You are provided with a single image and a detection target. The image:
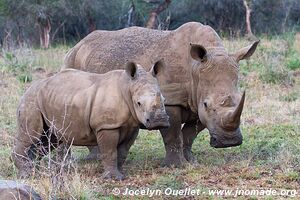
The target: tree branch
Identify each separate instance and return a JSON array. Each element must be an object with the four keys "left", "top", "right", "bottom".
[{"left": 146, "top": 0, "right": 172, "bottom": 29}]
